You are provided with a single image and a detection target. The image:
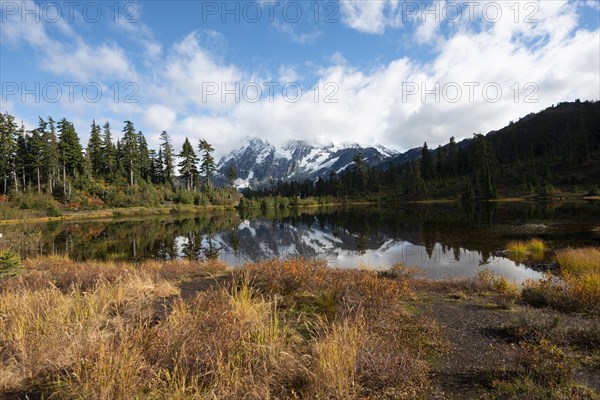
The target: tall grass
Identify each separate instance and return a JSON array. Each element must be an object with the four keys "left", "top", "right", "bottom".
[
  {"left": 507, "top": 241, "right": 528, "bottom": 258},
  {"left": 0, "top": 257, "right": 439, "bottom": 399},
  {"left": 556, "top": 247, "right": 600, "bottom": 275},
  {"left": 506, "top": 239, "right": 545, "bottom": 260},
  {"left": 527, "top": 238, "right": 545, "bottom": 253}
]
